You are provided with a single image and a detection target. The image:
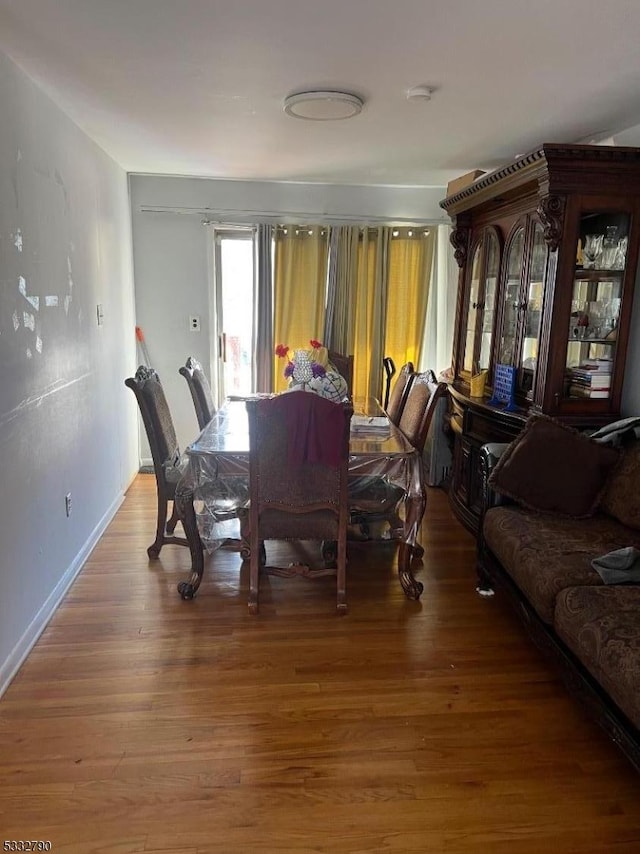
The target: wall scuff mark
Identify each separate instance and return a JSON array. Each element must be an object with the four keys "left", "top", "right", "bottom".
[{"left": 0, "top": 372, "right": 93, "bottom": 431}]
